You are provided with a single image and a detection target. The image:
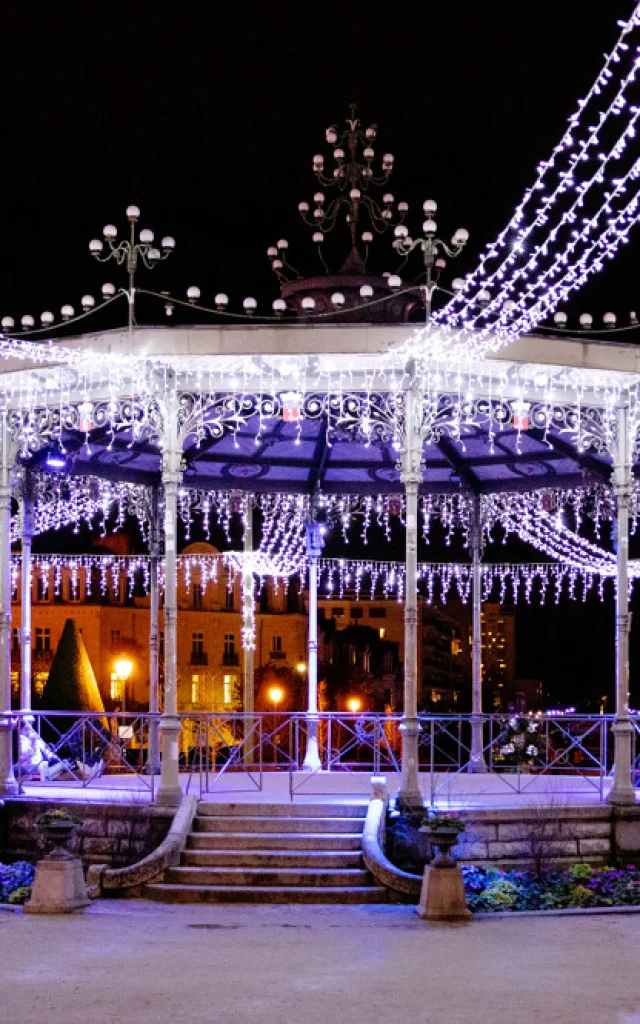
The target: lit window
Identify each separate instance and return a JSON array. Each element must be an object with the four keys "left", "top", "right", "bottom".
[
  {"left": 379, "top": 628, "right": 386, "bottom": 639},
  {"left": 110, "top": 673, "right": 119, "bottom": 700},
  {"left": 191, "top": 674, "right": 201, "bottom": 705},
  {"left": 34, "top": 671, "right": 47, "bottom": 697},
  {"left": 223, "top": 674, "right": 236, "bottom": 705}
]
